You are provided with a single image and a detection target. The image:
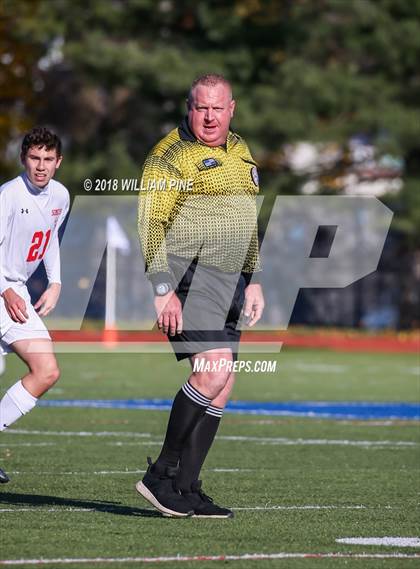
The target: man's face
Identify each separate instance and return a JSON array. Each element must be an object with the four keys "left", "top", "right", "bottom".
[
  {"left": 22, "top": 145, "right": 62, "bottom": 188},
  {"left": 188, "top": 83, "right": 235, "bottom": 147}
]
